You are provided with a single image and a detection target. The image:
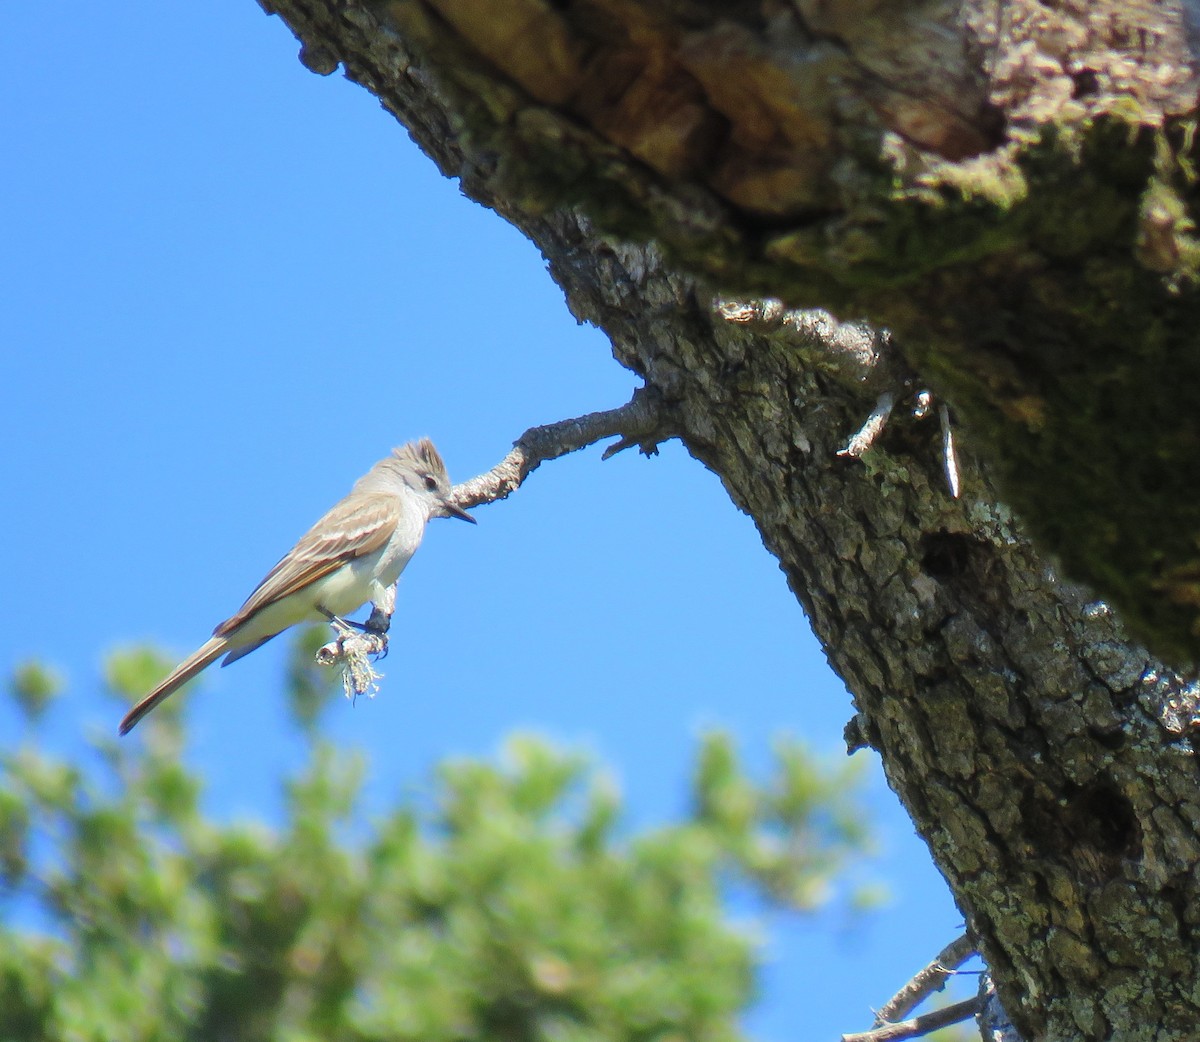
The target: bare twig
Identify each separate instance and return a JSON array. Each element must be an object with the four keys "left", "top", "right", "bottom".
[
  {"left": 842, "top": 998, "right": 981, "bottom": 1042},
  {"left": 874, "top": 933, "right": 977, "bottom": 1025},
  {"left": 449, "top": 385, "right": 671, "bottom": 512},
  {"left": 838, "top": 391, "right": 897, "bottom": 458}
]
